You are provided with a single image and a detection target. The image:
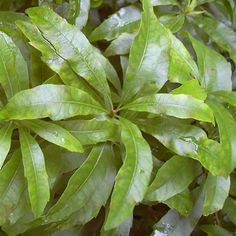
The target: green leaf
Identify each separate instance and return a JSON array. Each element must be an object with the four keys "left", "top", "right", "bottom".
[
  {"left": 122, "top": 94, "right": 214, "bottom": 123},
  {"left": 0, "top": 31, "right": 28, "bottom": 99},
  {"left": 164, "top": 189, "right": 193, "bottom": 216},
  {"left": 68, "top": 0, "right": 90, "bottom": 29},
  {"left": 137, "top": 117, "right": 207, "bottom": 157},
  {"left": 202, "top": 174, "right": 230, "bottom": 215},
  {"left": 105, "top": 33, "right": 136, "bottom": 57},
  {"left": 0, "top": 150, "right": 25, "bottom": 225},
  {"left": 171, "top": 80, "right": 207, "bottom": 100},
  {"left": 151, "top": 0, "right": 178, "bottom": 5},
  {"left": 201, "top": 225, "right": 233, "bottom": 236},
  {"left": 19, "top": 128, "right": 50, "bottom": 217},
  {"left": 0, "top": 122, "right": 14, "bottom": 169},
  {"left": 222, "top": 197, "right": 236, "bottom": 225},
  {"left": 89, "top": 6, "right": 141, "bottom": 42},
  {"left": 146, "top": 155, "right": 199, "bottom": 202},
  {"left": 169, "top": 35, "right": 200, "bottom": 83},
  {"left": 105, "top": 118, "right": 153, "bottom": 230},
  {"left": 194, "top": 16, "right": 236, "bottom": 64},
  {"left": 159, "top": 14, "right": 185, "bottom": 33},
  {"left": 58, "top": 119, "right": 120, "bottom": 145},
  {"left": 26, "top": 7, "right": 112, "bottom": 109},
  {"left": 207, "top": 101, "right": 236, "bottom": 172},
  {"left": 194, "top": 138, "right": 229, "bottom": 176},
  {"left": 212, "top": 91, "right": 236, "bottom": 107},
  {"left": 22, "top": 120, "right": 83, "bottom": 152},
  {"left": 121, "top": 0, "right": 171, "bottom": 104},
  {"left": 189, "top": 35, "right": 232, "bottom": 92},
  {"left": 16, "top": 20, "right": 103, "bottom": 103},
  {"left": 45, "top": 143, "right": 116, "bottom": 223},
  {"left": 1, "top": 85, "right": 105, "bottom": 121},
  {"left": 153, "top": 188, "right": 204, "bottom": 236}
]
